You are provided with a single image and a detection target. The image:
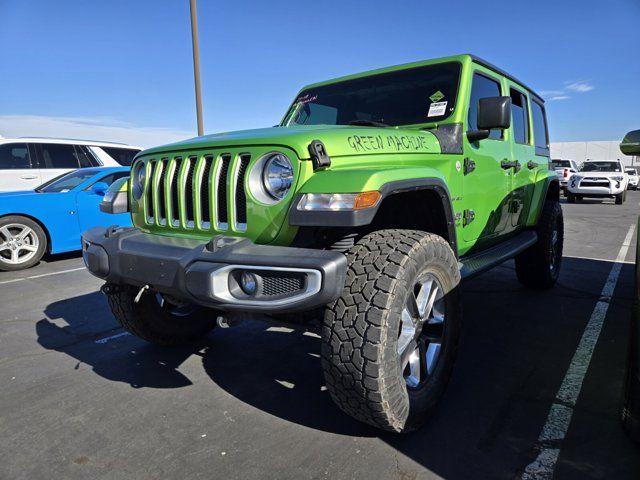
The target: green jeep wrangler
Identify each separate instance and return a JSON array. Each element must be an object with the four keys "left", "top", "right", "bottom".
[{"left": 84, "top": 54, "right": 562, "bottom": 433}]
